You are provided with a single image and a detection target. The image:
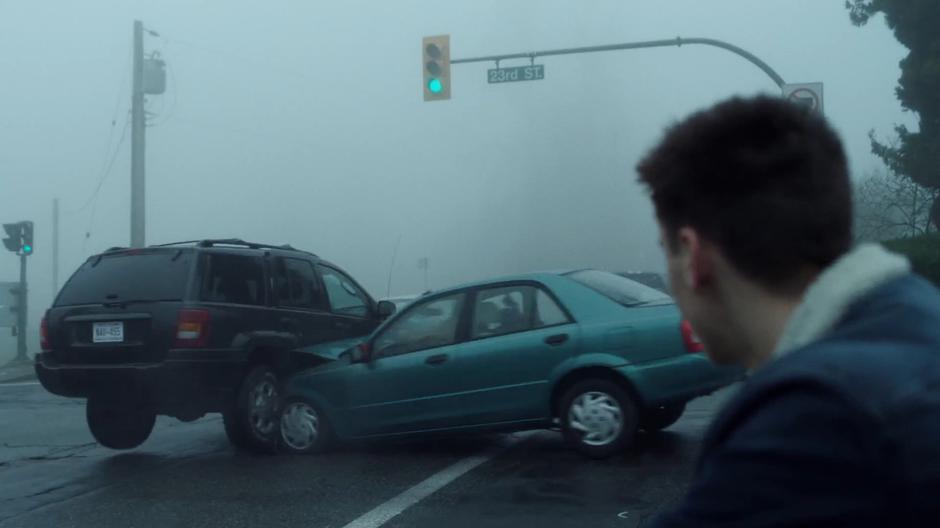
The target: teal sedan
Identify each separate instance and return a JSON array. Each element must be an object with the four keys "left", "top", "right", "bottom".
[{"left": 279, "top": 270, "right": 742, "bottom": 458}]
